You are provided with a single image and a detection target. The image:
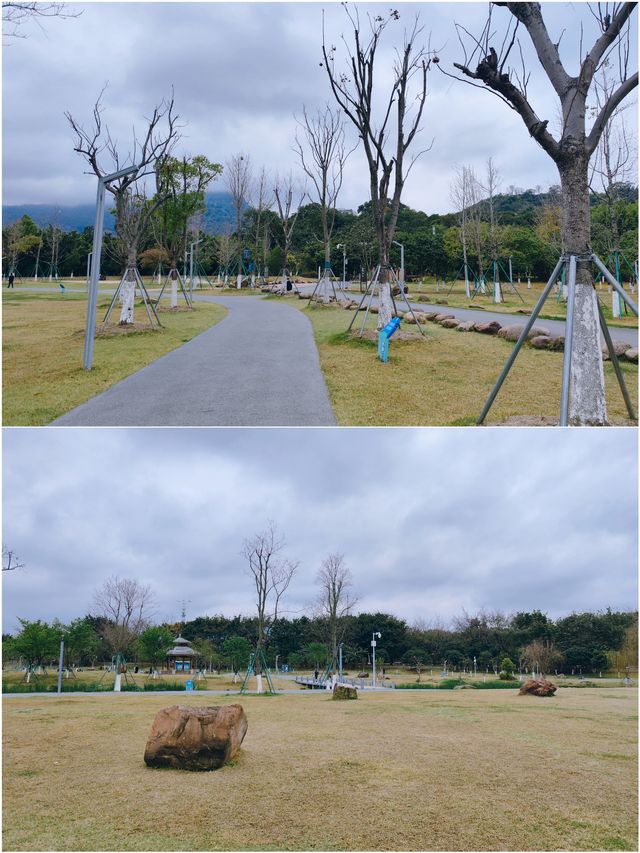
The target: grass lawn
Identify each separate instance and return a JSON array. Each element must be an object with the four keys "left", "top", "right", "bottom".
[
  {"left": 3, "top": 687, "right": 637, "bottom": 851},
  {"left": 2, "top": 292, "right": 227, "bottom": 425},
  {"left": 295, "top": 302, "right": 638, "bottom": 426}
]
